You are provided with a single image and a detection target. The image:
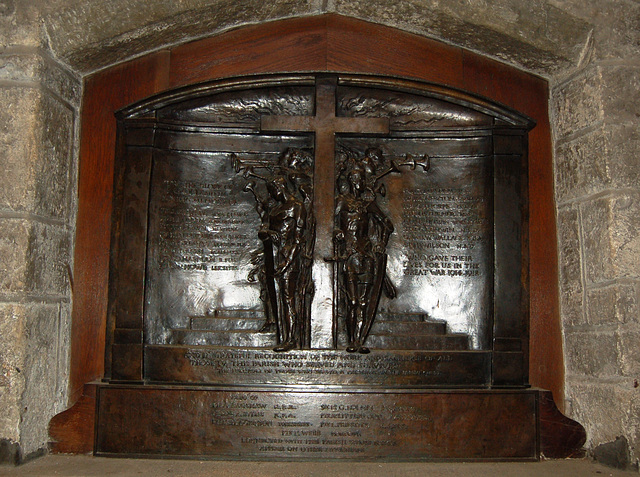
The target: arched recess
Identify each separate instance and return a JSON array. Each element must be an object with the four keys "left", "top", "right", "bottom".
[{"left": 53, "top": 13, "right": 561, "bottom": 452}]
